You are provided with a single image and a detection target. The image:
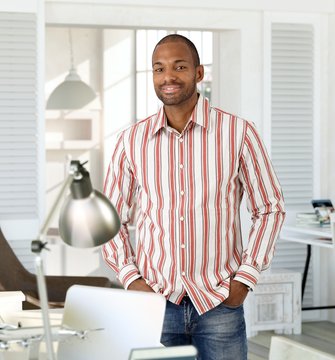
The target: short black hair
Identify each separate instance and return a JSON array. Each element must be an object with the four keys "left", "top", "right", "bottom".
[{"left": 153, "top": 34, "right": 201, "bottom": 67}]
